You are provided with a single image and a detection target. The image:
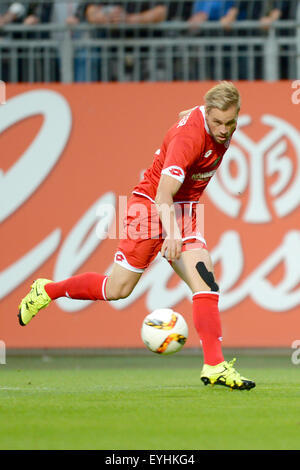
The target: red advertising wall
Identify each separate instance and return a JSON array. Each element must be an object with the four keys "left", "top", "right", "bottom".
[{"left": 1, "top": 82, "right": 300, "bottom": 349}]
